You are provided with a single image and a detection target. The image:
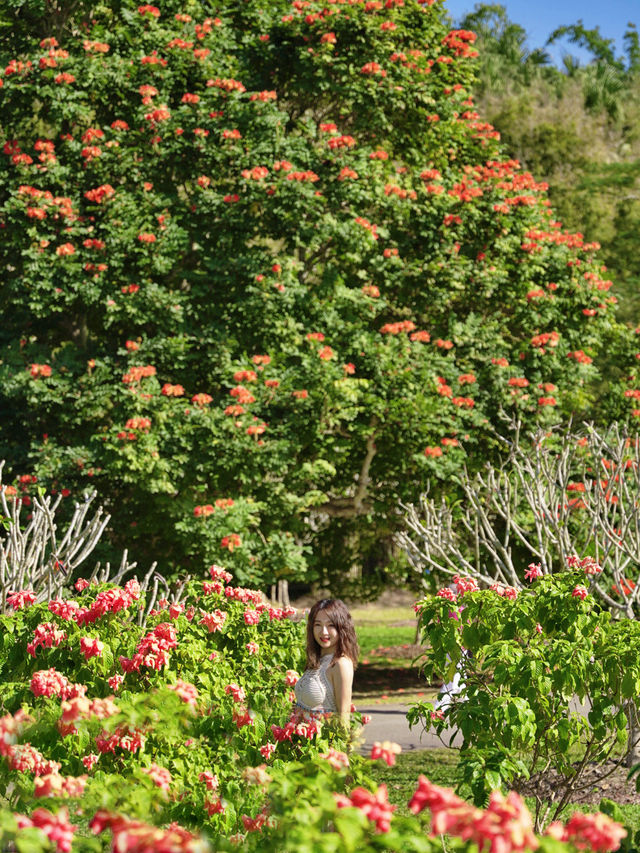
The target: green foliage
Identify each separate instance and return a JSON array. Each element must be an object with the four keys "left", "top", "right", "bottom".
[{"left": 0, "top": 564, "right": 628, "bottom": 853}]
